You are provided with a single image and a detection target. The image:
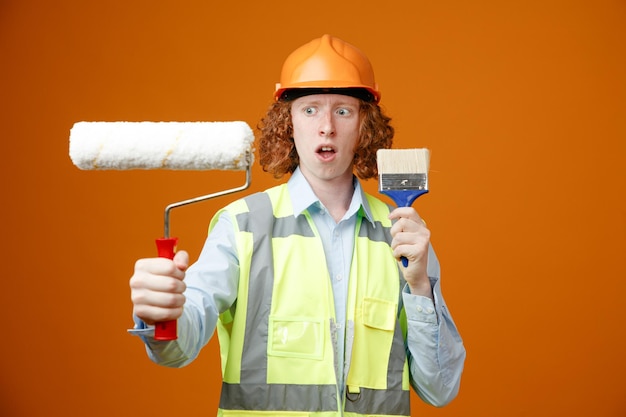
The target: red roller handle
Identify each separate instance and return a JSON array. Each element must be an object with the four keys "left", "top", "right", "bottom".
[{"left": 154, "top": 237, "right": 179, "bottom": 341}]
